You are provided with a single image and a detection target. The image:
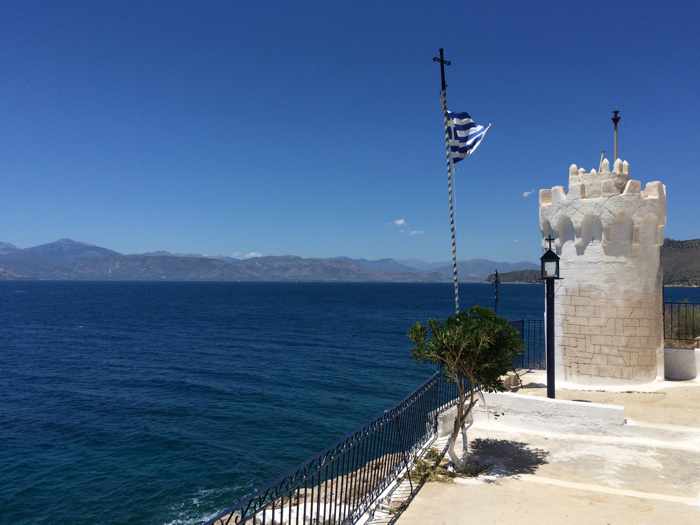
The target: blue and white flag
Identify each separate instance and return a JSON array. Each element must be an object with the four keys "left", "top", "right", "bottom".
[{"left": 446, "top": 111, "right": 491, "bottom": 163}]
